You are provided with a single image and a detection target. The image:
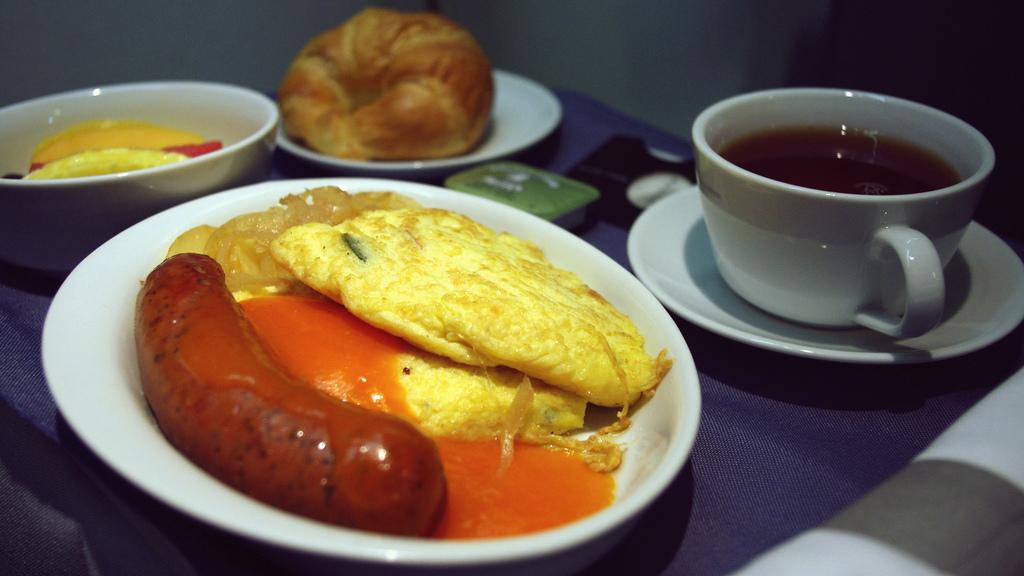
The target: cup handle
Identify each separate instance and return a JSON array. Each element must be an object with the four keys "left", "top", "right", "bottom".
[{"left": 855, "top": 226, "right": 945, "bottom": 338}]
